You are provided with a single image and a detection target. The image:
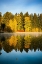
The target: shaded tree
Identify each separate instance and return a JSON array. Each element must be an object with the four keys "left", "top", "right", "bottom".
[
  {"left": 3, "top": 12, "right": 14, "bottom": 26},
  {"left": 24, "top": 12, "right": 29, "bottom": 17},
  {"left": 1, "top": 23, "right": 5, "bottom": 31},
  {"left": 39, "top": 14, "right": 42, "bottom": 29}
]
